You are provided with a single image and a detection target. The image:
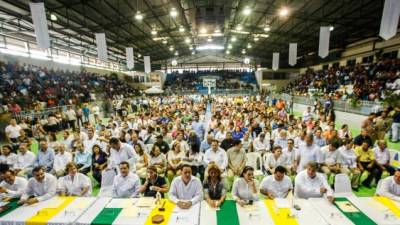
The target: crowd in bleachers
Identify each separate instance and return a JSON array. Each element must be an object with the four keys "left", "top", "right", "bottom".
[
  {"left": 164, "top": 70, "right": 256, "bottom": 91},
  {"left": 1, "top": 93, "right": 399, "bottom": 207},
  {"left": 0, "top": 61, "right": 138, "bottom": 113},
  {"left": 283, "top": 59, "right": 400, "bottom": 101}
]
